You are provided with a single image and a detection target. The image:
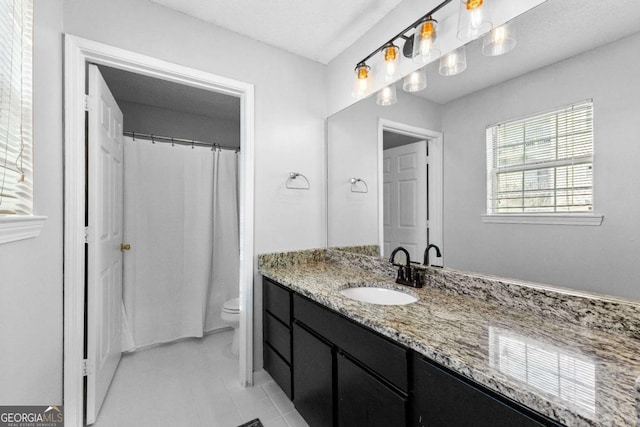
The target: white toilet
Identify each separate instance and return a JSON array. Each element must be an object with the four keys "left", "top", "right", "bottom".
[{"left": 221, "top": 297, "right": 240, "bottom": 356}]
